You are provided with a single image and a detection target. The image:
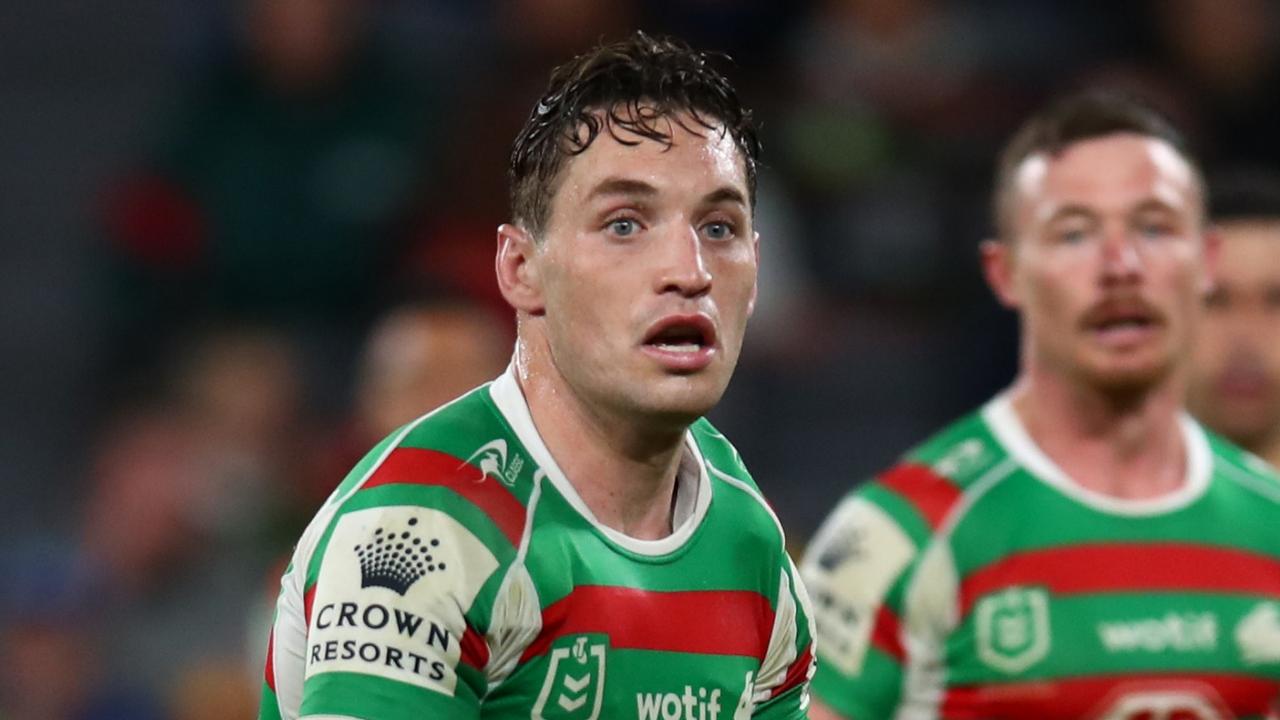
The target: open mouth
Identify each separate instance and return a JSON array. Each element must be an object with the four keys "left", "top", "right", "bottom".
[
  {"left": 1092, "top": 314, "right": 1155, "bottom": 333},
  {"left": 643, "top": 315, "right": 717, "bottom": 353},
  {"left": 1083, "top": 300, "right": 1161, "bottom": 340}
]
